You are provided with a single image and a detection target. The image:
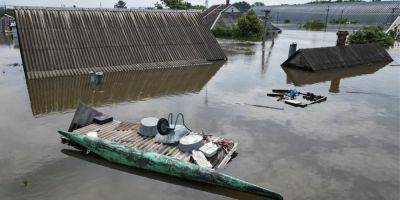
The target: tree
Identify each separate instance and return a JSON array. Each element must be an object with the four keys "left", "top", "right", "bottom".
[
  {"left": 114, "top": 0, "right": 127, "bottom": 9},
  {"left": 233, "top": 1, "right": 251, "bottom": 12},
  {"left": 154, "top": 2, "right": 163, "bottom": 9},
  {"left": 0, "top": 8, "right": 15, "bottom": 18},
  {"left": 160, "top": 0, "right": 204, "bottom": 10},
  {"left": 303, "top": 20, "right": 325, "bottom": 30},
  {"left": 252, "top": 2, "right": 265, "bottom": 7},
  {"left": 235, "top": 10, "right": 262, "bottom": 39},
  {"left": 348, "top": 26, "right": 395, "bottom": 48}
]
